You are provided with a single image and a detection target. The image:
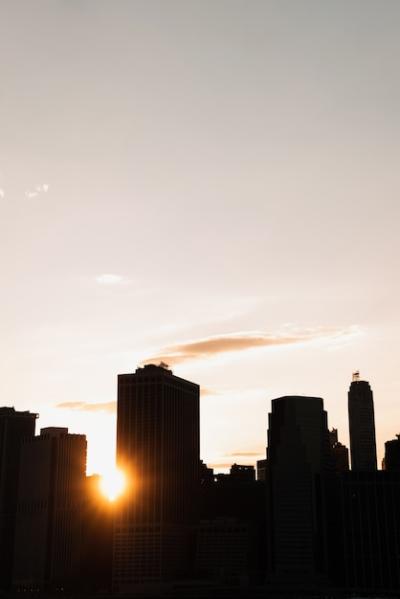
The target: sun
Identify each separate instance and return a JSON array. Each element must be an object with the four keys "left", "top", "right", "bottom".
[{"left": 99, "top": 467, "right": 126, "bottom": 502}]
